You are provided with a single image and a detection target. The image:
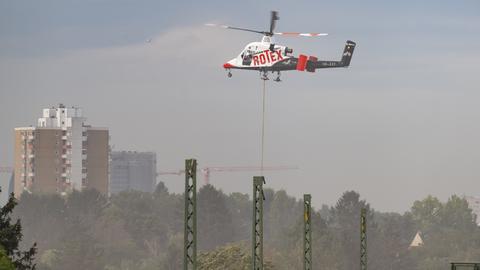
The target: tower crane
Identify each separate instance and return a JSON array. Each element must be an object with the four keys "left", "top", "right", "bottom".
[{"left": 158, "top": 165, "right": 298, "bottom": 185}]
